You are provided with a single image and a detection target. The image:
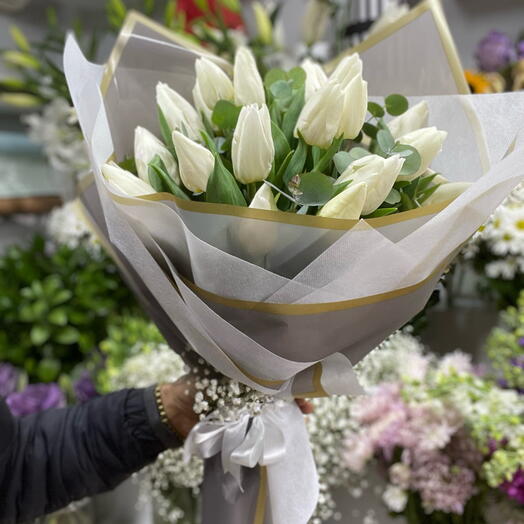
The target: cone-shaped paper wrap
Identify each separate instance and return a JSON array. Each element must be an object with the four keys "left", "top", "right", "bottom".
[{"left": 64, "top": 12, "right": 524, "bottom": 524}]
